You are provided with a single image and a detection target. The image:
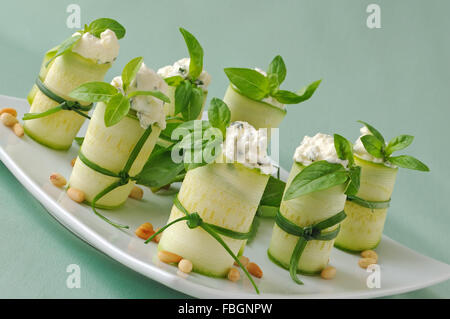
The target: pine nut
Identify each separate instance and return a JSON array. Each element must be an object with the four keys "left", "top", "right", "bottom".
[
  {"left": 234, "top": 255, "right": 249, "bottom": 267},
  {"left": 358, "top": 257, "right": 377, "bottom": 269},
  {"left": 1, "top": 113, "right": 18, "bottom": 127},
  {"left": 0, "top": 108, "right": 17, "bottom": 117},
  {"left": 129, "top": 186, "right": 143, "bottom": 200},
  {"left": 152, "top": 227, "right": 162, "bottom": 243},
  {"left": 50, "top": 173, "right": 67, "bottom": 188},
  {"left": 135, "top": 222, "right": 154, "bottom": 240},
  {"left": 246, "top": 262, "right": 263, "bottom": 278},
  {"left": 361, "top": 250, "right": 378, "bottom": 262},
  {"left": 158, "top": 250, "right": 182, "bottom": 264},
  {"left": 178, "top": 259, "right": 193, "bottom": 274},
  {"left": 67, "top": 187, "right": 85, "bottom": 203},
  {"left": 12, "top": 123, "right": 24, "bottom": 137},
  {"left": 321, "top": 266, "right": 337, "bottom": 280},
  {"left": 227, "top": 268, "right": 240, "bottom": 282},
  {"left": 71, "top": 157, "right": 76, "bottom": 167}
]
